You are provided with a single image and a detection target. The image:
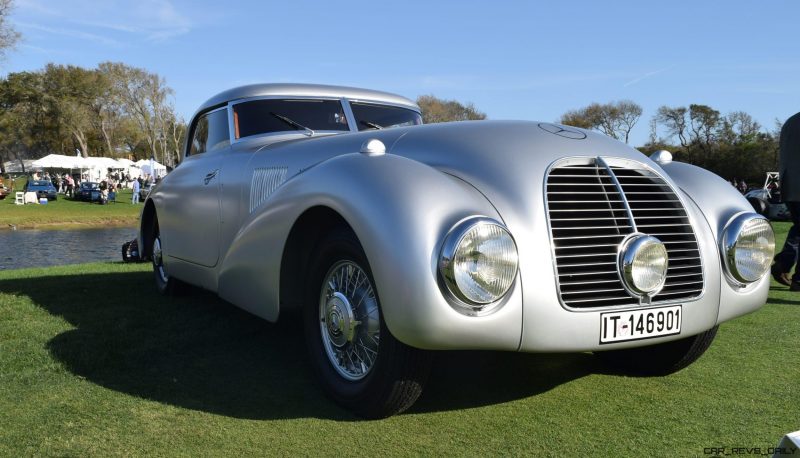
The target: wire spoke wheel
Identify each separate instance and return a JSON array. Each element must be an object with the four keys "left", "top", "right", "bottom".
[
  {"left": 318, "top": 260, "right": 380, "bottom": 381},
  {"left": 152, "top": 236, "right": 168, "bottom": 284}
]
